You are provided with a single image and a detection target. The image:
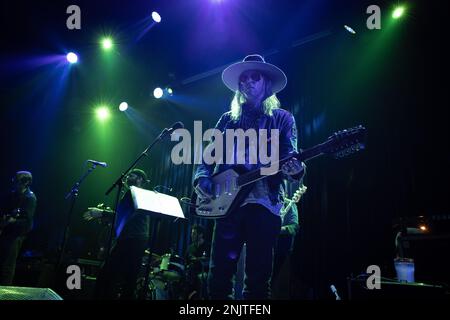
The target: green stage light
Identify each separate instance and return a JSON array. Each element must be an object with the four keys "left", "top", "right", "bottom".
[
  {"left": 392, "top": 6, "right": 405, "bottom": 19},
  {"left": 102, "top": 37, "right": 113, "bottom": 50},
  {"left": 96, "top": 106, "right": 111, "bottom": 121}
]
